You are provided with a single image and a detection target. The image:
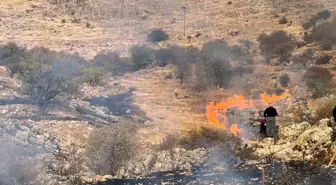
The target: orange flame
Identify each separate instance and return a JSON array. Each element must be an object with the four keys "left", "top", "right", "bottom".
[{"left": 206, "top": 90, "right": 291, "bottom": 136}]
